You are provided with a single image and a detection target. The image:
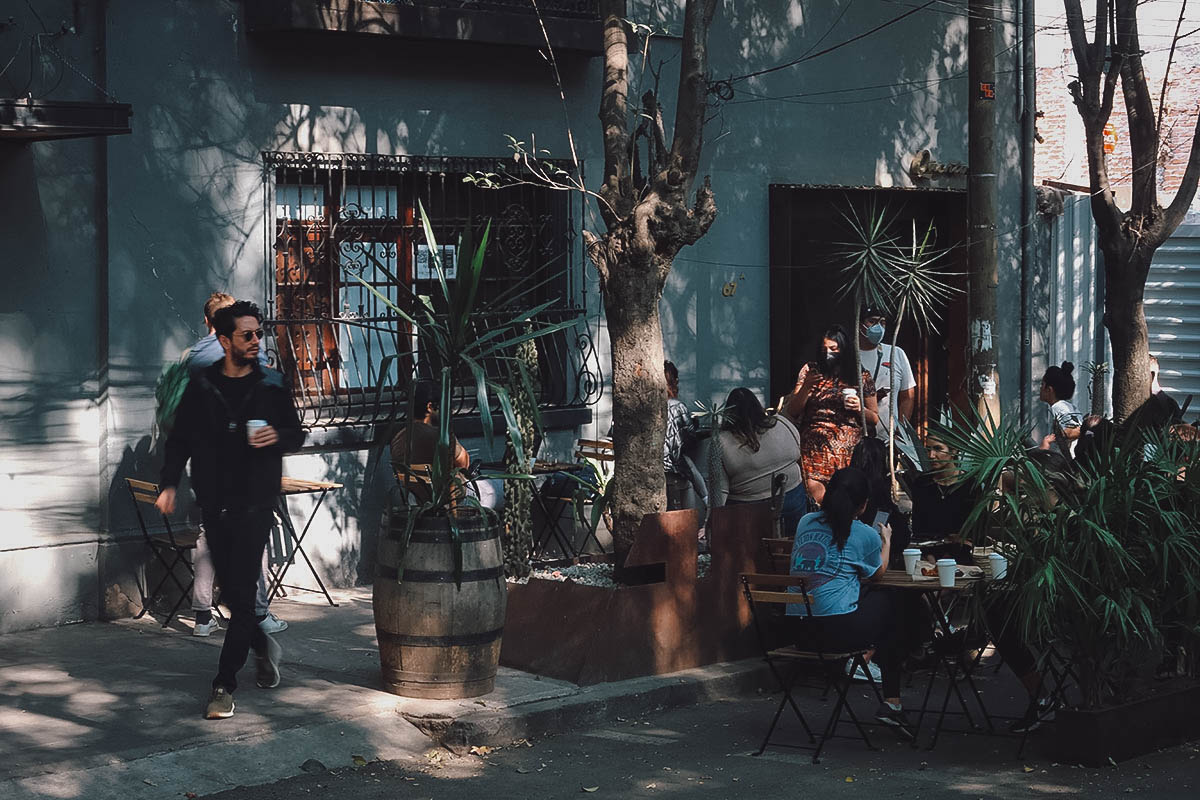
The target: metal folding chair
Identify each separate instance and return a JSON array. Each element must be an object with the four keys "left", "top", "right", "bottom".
[
  {"left": 740, "top": 573, "right": 881, "bottom": 762},
  {"left": 125, "top": 478, "right": 202, "bottom": 627}
]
